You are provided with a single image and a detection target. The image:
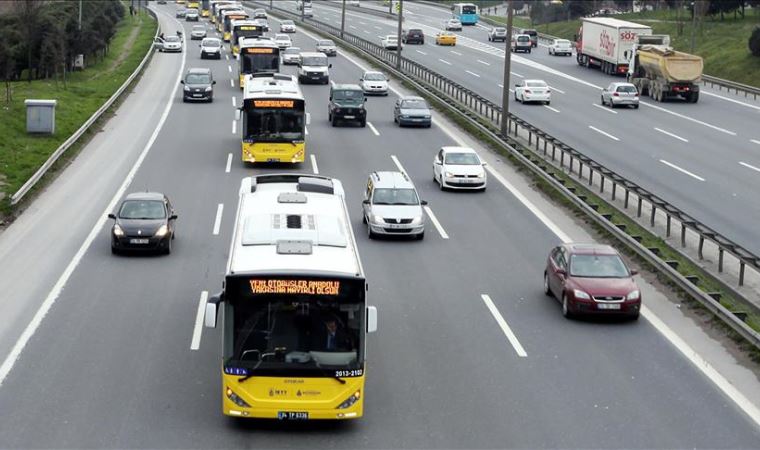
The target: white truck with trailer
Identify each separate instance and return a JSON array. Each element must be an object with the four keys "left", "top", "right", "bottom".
[{"left": 575, "top": 17, "right": 652, "bottom": 76}]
